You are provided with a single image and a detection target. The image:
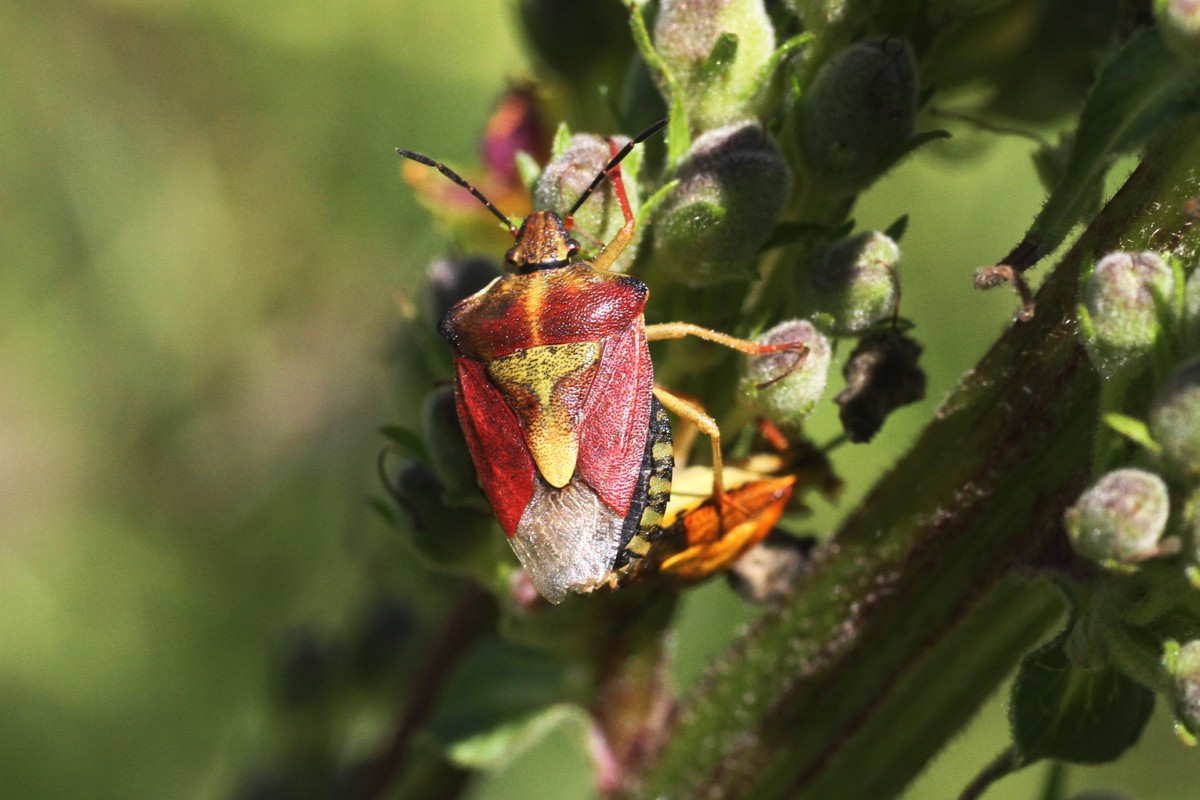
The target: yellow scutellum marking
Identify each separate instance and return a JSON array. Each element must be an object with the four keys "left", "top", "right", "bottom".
[{"left": 487, "top": 341, "right": 600, "bottom": 488}]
